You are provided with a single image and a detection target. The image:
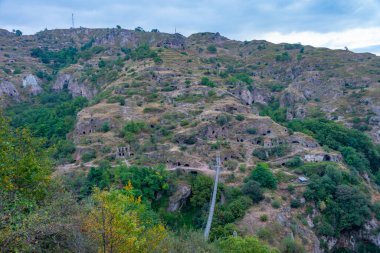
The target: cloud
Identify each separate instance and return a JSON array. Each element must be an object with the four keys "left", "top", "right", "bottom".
[
  {"left": 251, "top": 27, "right": 380, "bottom": 55},
  {"left": 0, "top": 0, "right": 379, "bottom": 55}
]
